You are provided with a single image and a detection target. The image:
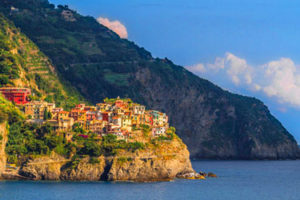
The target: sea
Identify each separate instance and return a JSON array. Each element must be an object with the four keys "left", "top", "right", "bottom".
[{"left": 1, "top": 160, "right": 300, "bottom": 200}]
